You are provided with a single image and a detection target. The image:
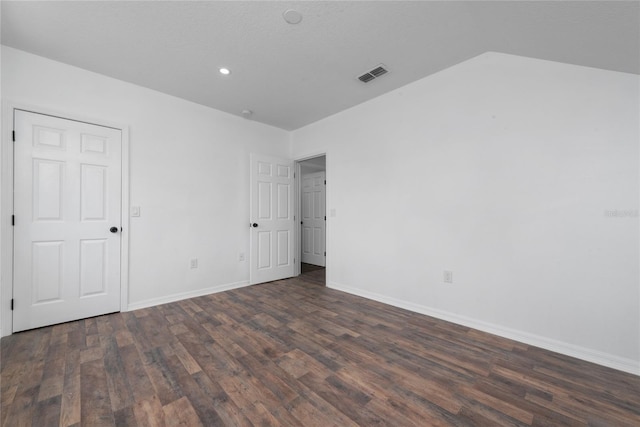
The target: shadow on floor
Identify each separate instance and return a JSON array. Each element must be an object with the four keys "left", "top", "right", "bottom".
[{"left": 300, "top": 263, "right": 325, "bottom": 286}]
